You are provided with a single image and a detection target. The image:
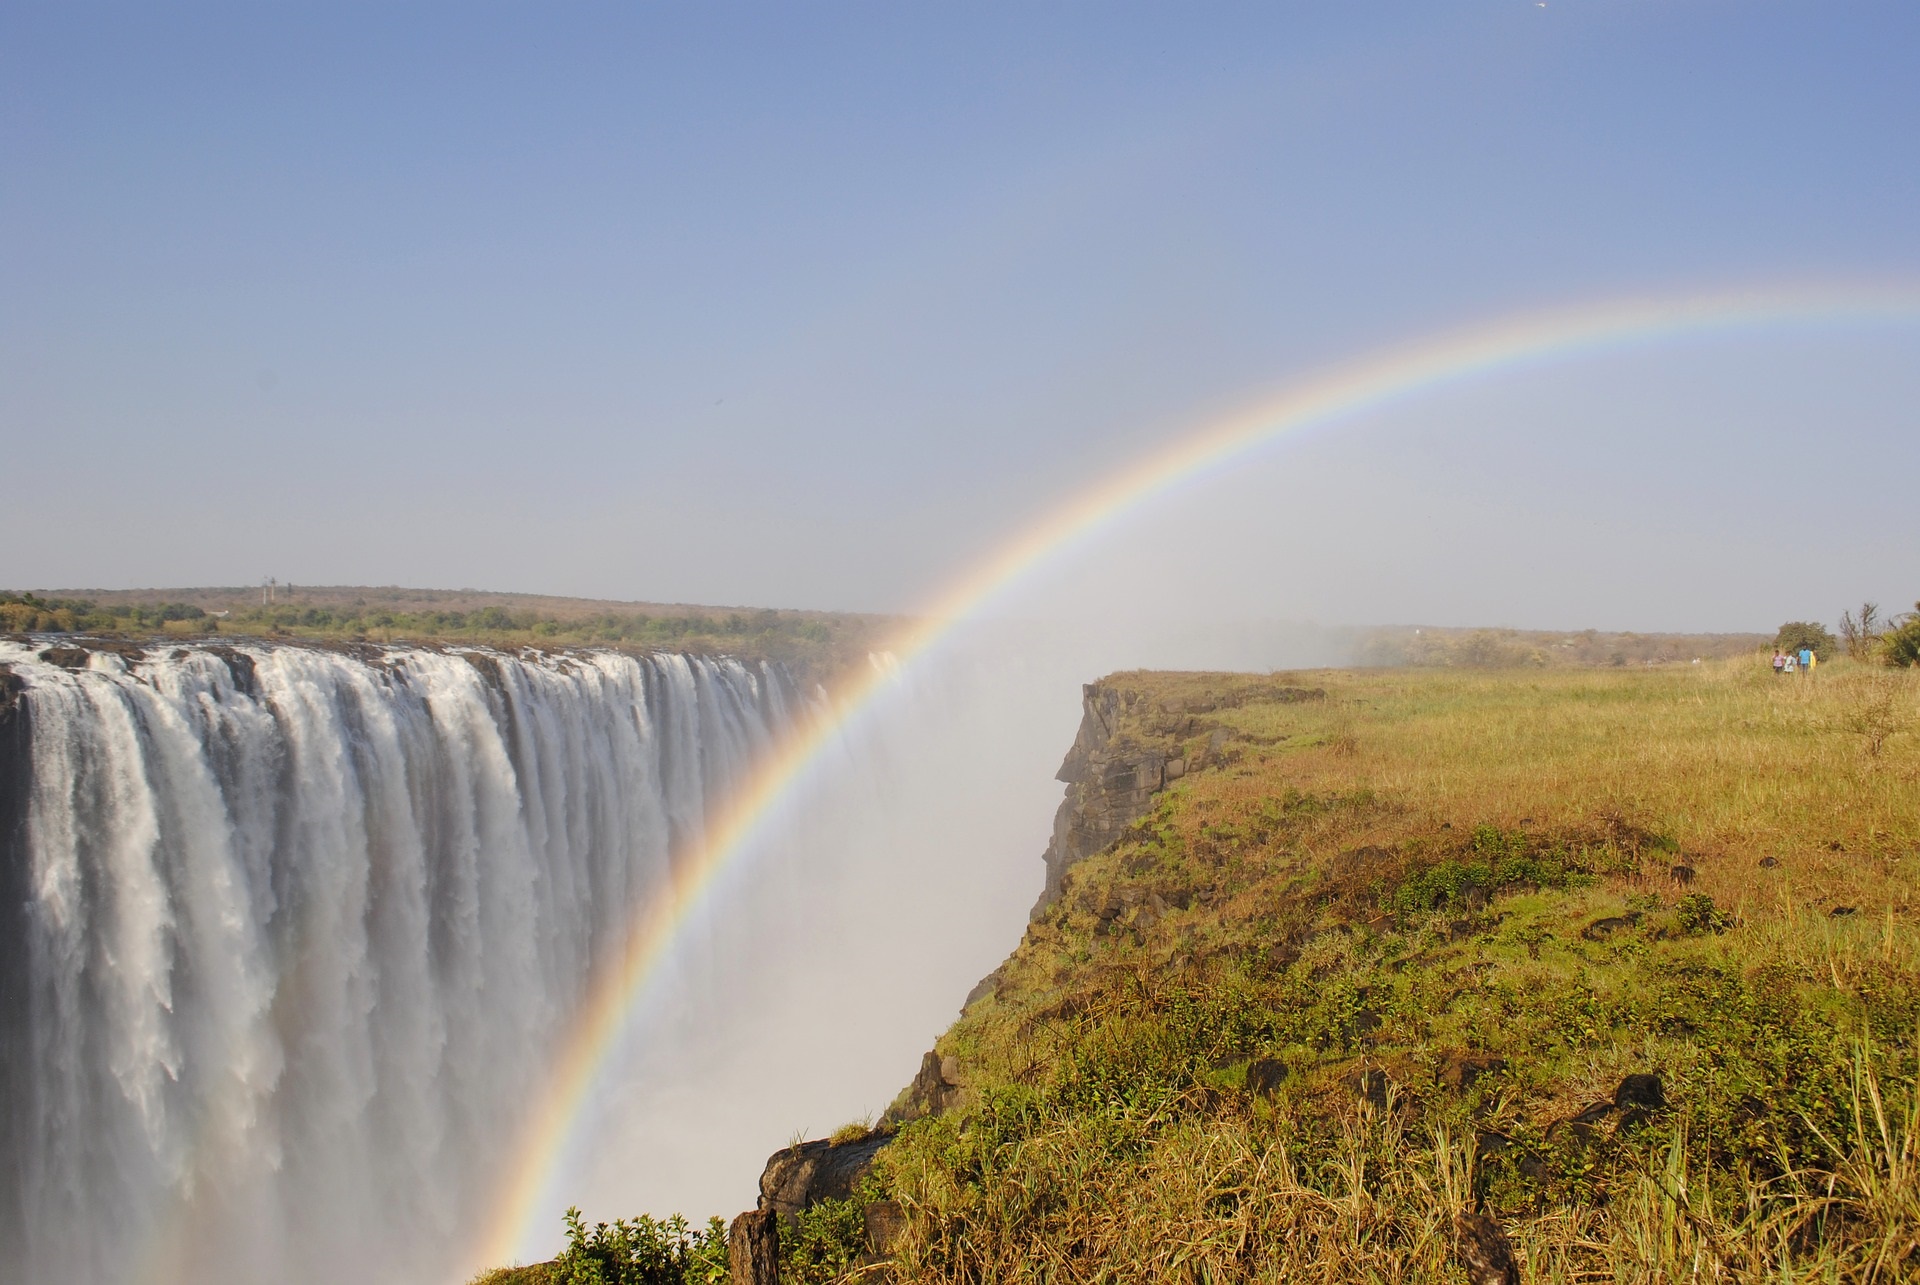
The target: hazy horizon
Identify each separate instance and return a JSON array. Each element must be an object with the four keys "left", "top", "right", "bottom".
[{"left": 6, "top": 4, "right": 1918, "bottom": 633}]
